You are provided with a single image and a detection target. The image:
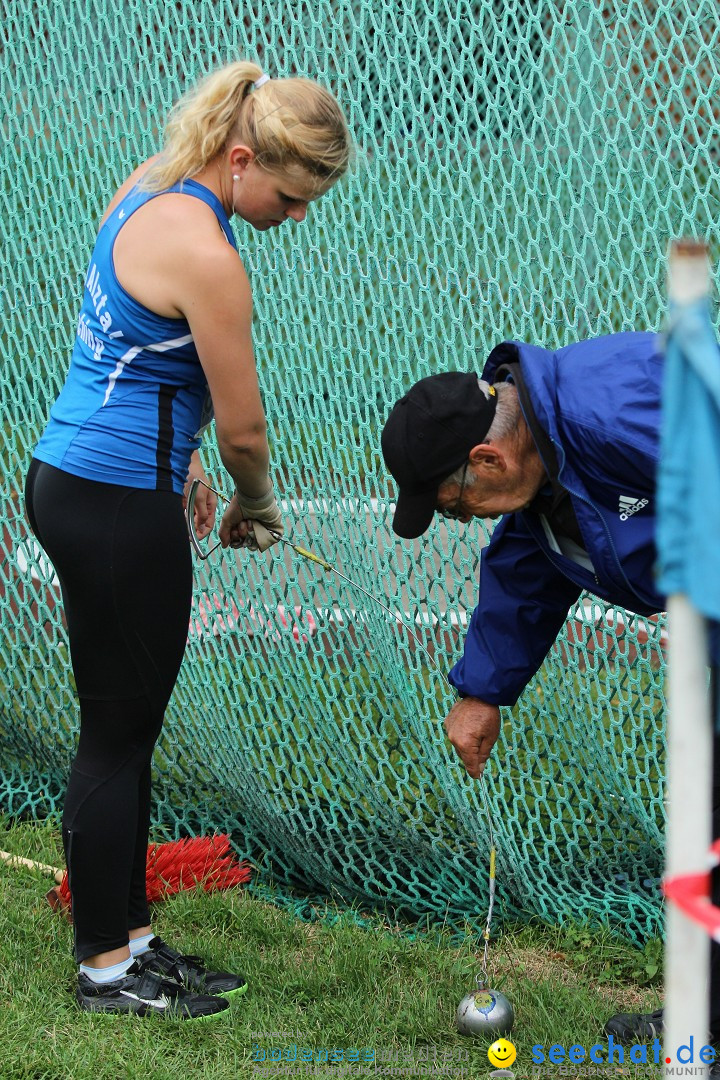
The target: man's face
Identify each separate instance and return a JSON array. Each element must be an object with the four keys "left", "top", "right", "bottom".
[{"left": 436, "top": 457, "right": 544, "bottom": 521}]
